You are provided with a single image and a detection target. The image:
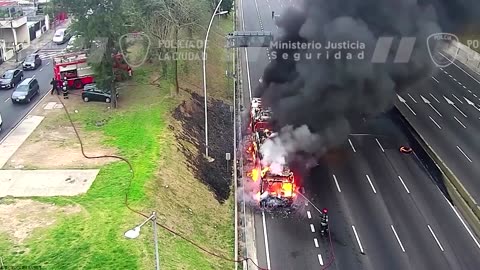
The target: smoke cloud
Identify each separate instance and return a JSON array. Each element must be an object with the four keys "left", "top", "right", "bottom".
[{"left": 257, "top": 0, "right": 480, "bottom": 163}]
